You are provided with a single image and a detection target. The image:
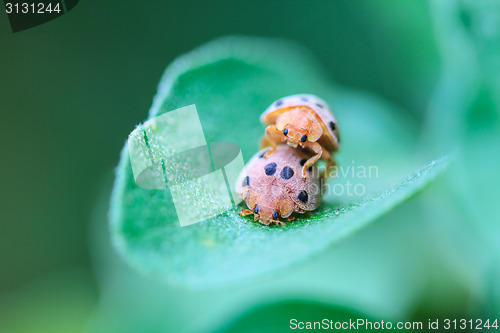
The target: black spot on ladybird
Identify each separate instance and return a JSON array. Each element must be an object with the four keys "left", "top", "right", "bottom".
[
  {"left": 272, "top": 211, "right": 279, "bottom": 219},
  {"left": 298, "top": 190, "right": 308, "bottom": 203},
  {"left": 300, "top": 97, "right": 309, "bottom": 102},
  {"left": 301, "top": 135, "right": 307, "bottom": 142},
  {"left": 275, "top": 99, "right": 283, "bottom": 107},
  {"left": 299, "top": 159, "right": 312, "bottom": 173},
  {"left": 243, "top": 176, "right": 250, "bottom": 187},
  {"left": 283, "top": 128, "right": 288, "bottom": 136},
  {"left": 264, "top": 163, "right": 277, "bottom": 176},
  {"left": 280, "top": 166, "right": 294, "bottom": 180},
  {"left": 329, "top": 121, "right": 336, "bottom": 131},
  {"left": 254, "top": 205, "right": 259, "bottom": 214},
  {"left": 315, "top": 103, "right": 324, "bottom": 109}
]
